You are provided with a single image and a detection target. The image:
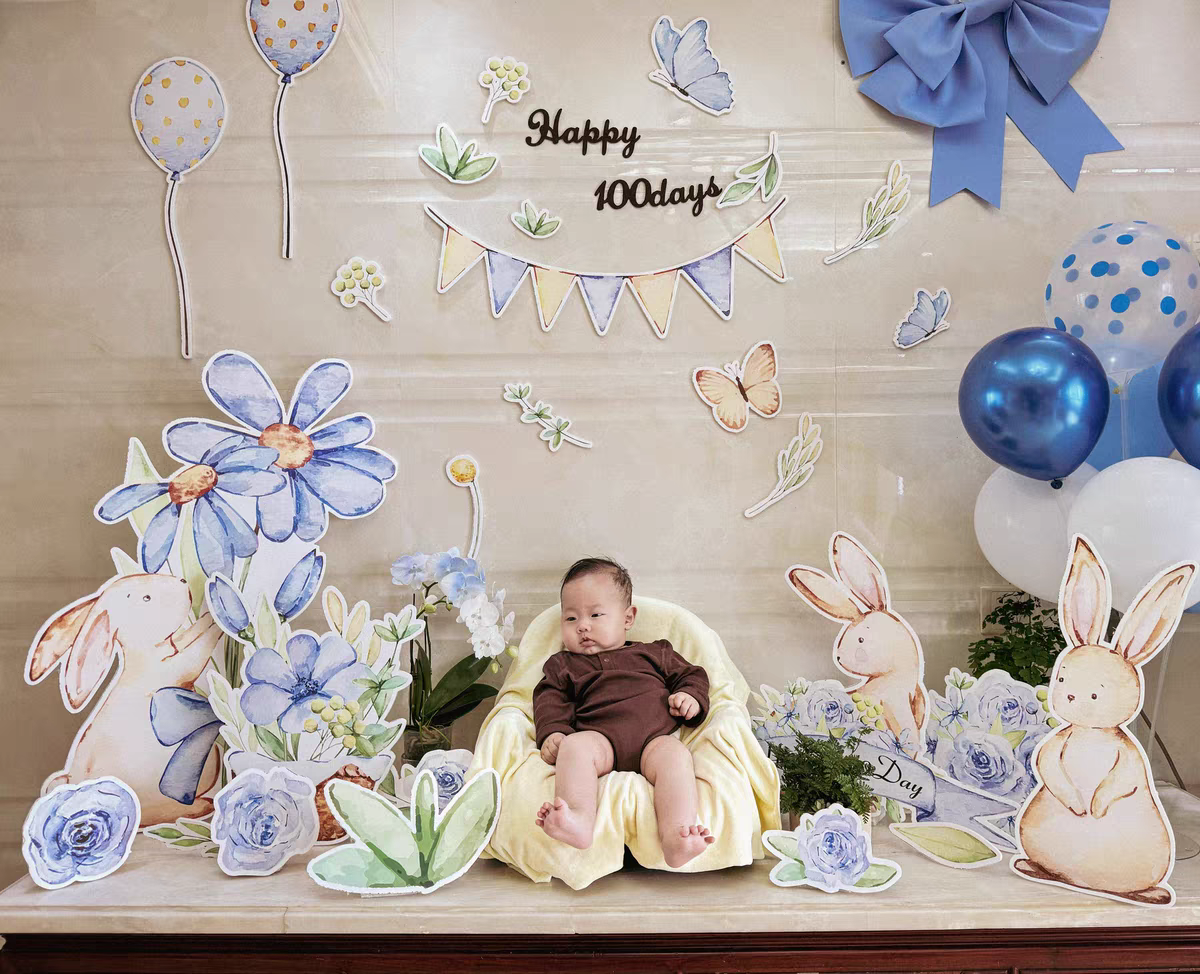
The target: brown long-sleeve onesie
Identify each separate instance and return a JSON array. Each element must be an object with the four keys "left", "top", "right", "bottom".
[{"left": 533, "top": 639, "right": 710, "bottom": 773}]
